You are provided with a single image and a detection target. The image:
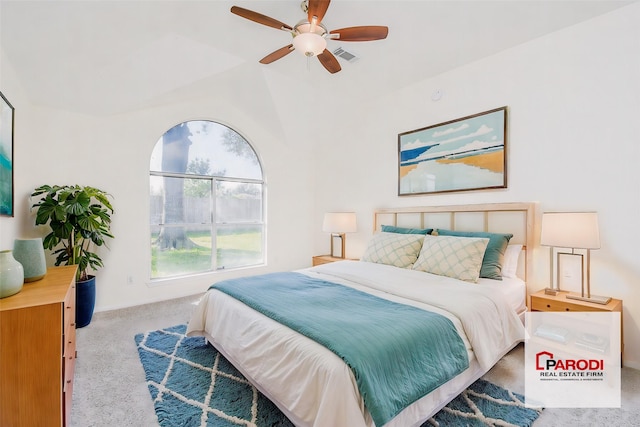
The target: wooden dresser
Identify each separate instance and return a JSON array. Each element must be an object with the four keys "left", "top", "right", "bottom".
[{"left": 0, "top": 265, "right": 77, "bottom": 427}]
